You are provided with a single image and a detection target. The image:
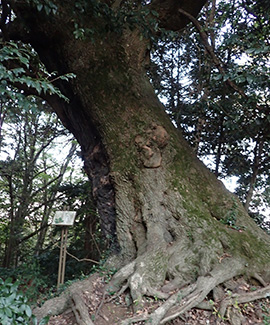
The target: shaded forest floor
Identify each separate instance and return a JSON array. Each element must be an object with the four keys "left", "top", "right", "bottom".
[{"left": 46, "top": 275, "right": 270, "bottom": 325}]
